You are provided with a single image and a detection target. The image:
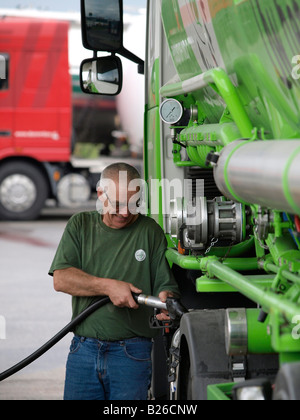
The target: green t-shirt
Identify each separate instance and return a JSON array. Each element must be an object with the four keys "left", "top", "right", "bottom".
[{"left": 49, "top": 211, "right": 179, "bottom": 340}]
